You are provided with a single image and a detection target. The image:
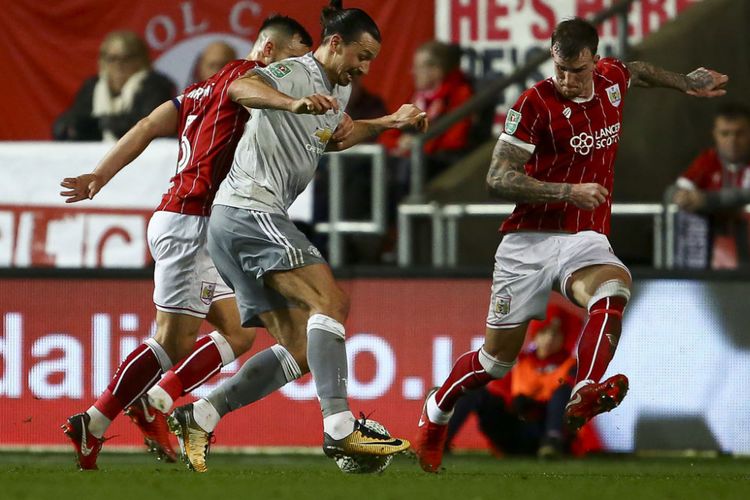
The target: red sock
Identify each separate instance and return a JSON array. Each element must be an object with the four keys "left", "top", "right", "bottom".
[
  {"left": 162, "top": 335, "right": 224, "bottom": 399},
  {"left": 94, "top": 342, "right": 163, "bottom": 420},
  {"left": 575, "top": 296, "right": 627, "bottom": 385},
  {"left": 433, "top": 350, "right": 493, "bottom": 412}
]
